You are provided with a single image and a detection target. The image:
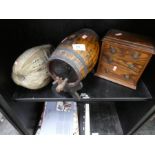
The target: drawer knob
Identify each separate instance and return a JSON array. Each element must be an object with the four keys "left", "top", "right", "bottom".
[
  {"left": 110, "top": 46, "right": 116, "bottom": 54},
  {"left": 128, "top": 63, "right": 134, "bottom": 69},
  {"left": 124, "top": 74, "right": 130, "bottom": 80},
  {"left": 133, "top": 52, "right": 140, "bottom": 59}
]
